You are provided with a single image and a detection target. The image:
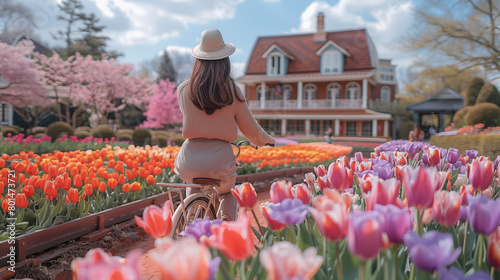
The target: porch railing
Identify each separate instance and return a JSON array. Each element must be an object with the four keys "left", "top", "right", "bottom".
[{"left": 248, "top": 99, "right": 362, "bottom": 110}]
